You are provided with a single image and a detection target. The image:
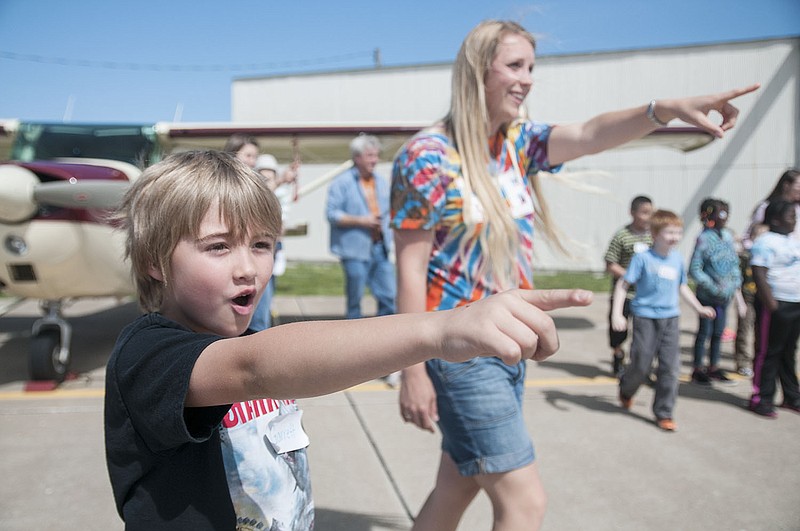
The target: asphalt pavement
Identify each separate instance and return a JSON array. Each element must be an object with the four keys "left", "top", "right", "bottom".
[{"left": 0, "top": 294, "right": 798, "bottom": 530}]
